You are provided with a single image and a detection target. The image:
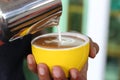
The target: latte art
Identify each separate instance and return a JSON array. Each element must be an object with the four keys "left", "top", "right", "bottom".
[
  {"left": 33, "top": 35, "right": 85, "bottom": 49},
  {"left": 45, "top": 36, "right": 83, "bottom": 46}
]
